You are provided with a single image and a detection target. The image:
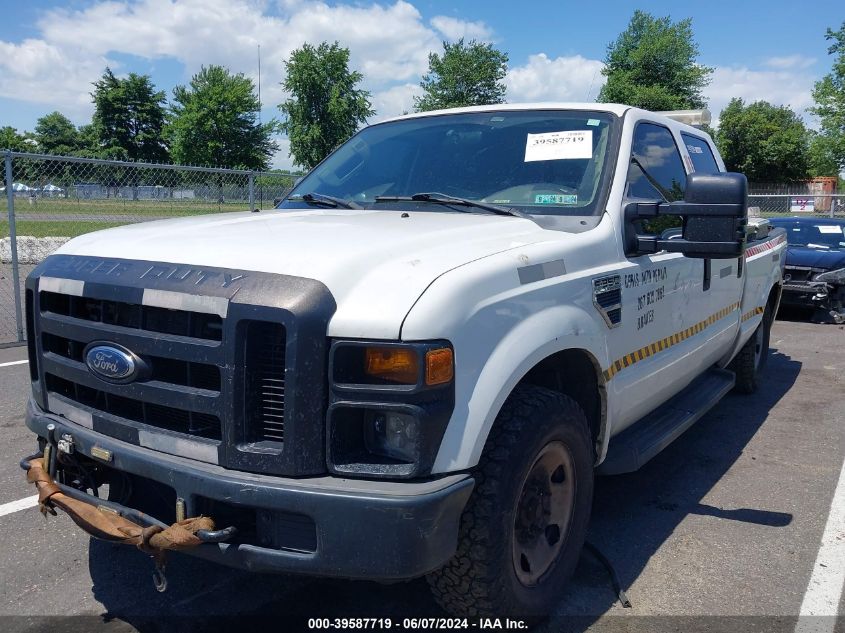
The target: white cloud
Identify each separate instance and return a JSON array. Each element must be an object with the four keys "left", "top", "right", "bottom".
[
  {"left": 371, "top": 83, "right": 422, "bottom": 121},
  {"left": 763, "top": 54, "right": 816, "bottom": 70},
  {"left": 0, "top": 0, "right": 491, "bottom": 125},
  {"left": 505, "top": 53, "right": 604, "bottom": 103},
  {"left": 706, "top": 65, "right": 816, "bottom": 124},
  {"left": 430, "top": 15, "right": 493, "bottom": 42}
]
